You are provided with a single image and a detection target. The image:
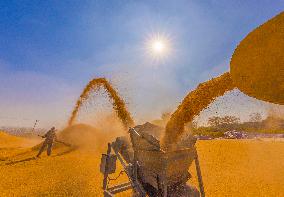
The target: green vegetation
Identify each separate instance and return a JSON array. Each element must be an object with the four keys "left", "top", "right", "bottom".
[{"left": 188, "top": 113, "right": 284, "bottom": 137}]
